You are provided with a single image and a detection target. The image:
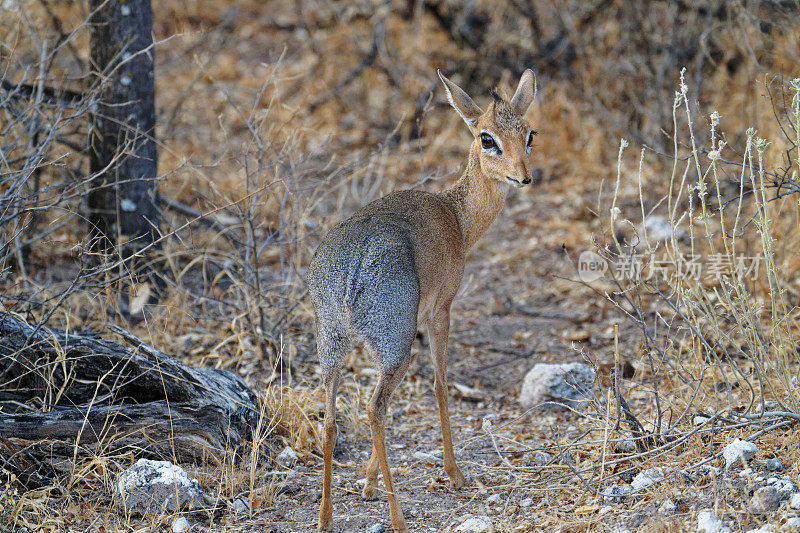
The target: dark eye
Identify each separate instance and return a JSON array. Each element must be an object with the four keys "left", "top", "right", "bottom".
[
  {"left": 480, "top": 133, "right": 495, "bottom": 150},
  {"left": 527, "top": 130, "right": 537, "bottom": 147}
]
